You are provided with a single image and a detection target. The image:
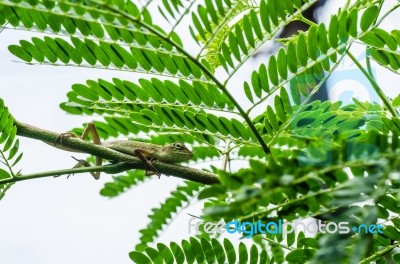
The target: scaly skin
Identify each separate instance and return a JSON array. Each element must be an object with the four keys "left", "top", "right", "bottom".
[
  {"left": 51, "top": 123, "right": 193, "bottom": 179},
  {"left": 101, "top": 140, "right": 193, "bottom": 163}
]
